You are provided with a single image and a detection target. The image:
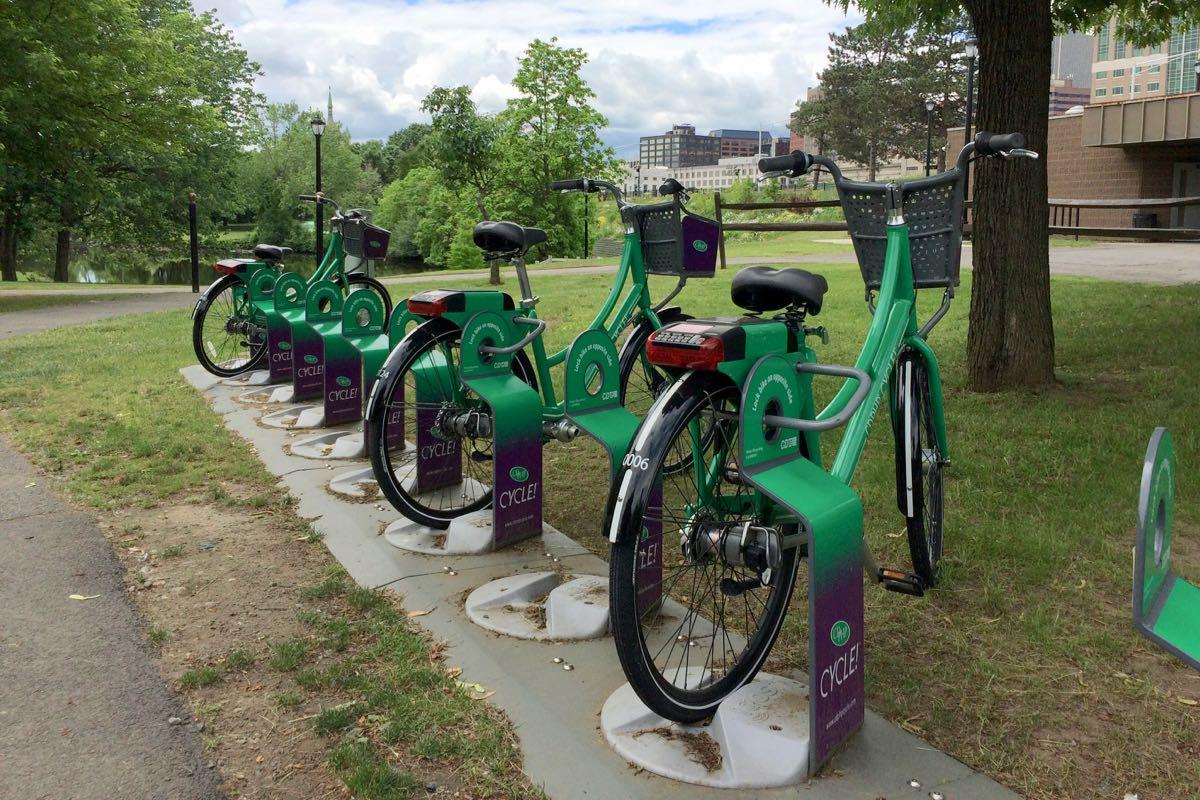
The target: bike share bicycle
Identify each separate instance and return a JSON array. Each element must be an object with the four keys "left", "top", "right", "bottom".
[
  {"left": 600, "top": 133, "right": 1037, "bottom": 774},
  {"left": 363, "top": 177, "right": 718, "bottom": 535},
  {"left": 192, "top": 193, "right": 392, "bottom": 377}
]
